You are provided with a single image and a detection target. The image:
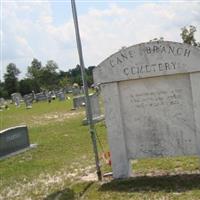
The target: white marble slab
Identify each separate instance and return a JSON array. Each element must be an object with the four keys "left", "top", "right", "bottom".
[{"left": 93, "top": 41, "right": 200, "bottom": 179}]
